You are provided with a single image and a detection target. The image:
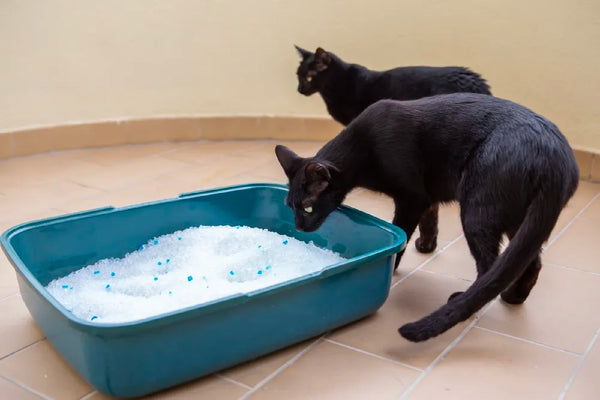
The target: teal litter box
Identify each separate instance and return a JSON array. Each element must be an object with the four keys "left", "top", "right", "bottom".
[{"left": 1, "top": 183, "right": 406, "bottom": 398}]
